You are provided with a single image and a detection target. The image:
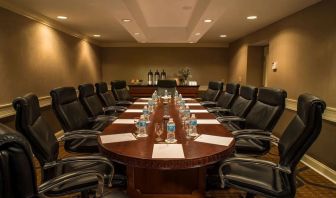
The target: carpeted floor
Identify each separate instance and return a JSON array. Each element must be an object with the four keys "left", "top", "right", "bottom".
[{"left": 34, "top": 144, "right": 336, "bottom": 197}]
